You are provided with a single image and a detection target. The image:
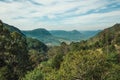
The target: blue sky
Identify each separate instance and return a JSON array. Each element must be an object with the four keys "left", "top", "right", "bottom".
[{"left": 0, "top": 0, "right": 120, "bottom": 30}]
